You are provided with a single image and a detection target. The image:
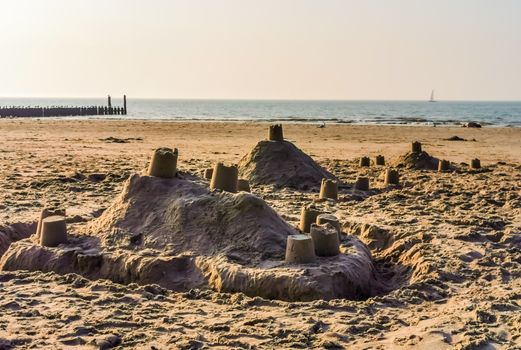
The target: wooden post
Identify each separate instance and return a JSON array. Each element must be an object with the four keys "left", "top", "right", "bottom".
[
  {"left": 108, "top": 95, "right": 112, "bottom": 108},
  {"left": 123, "top": 95, "right": 127, "bottom": 115}
]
